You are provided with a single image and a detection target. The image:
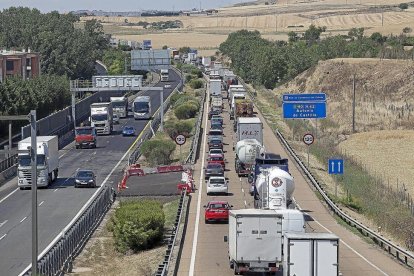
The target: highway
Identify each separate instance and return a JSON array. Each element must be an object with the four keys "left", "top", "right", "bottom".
[
  {"left": 0, "top": 69, "right": 180, "bottom": 276},
  {"left": 177, "top": 87, "right": 413, "bottom": 275}
]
